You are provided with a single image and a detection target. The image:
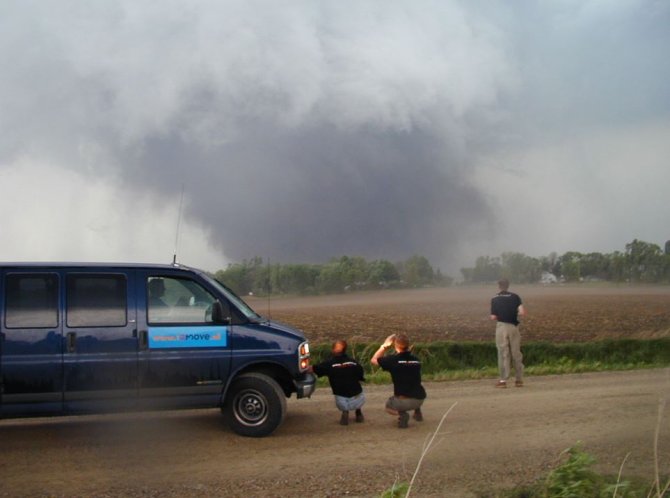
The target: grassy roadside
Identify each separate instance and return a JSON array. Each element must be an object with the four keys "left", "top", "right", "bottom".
[{"left": 310, "top": 337, "right": 670, "bottom": 385}]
